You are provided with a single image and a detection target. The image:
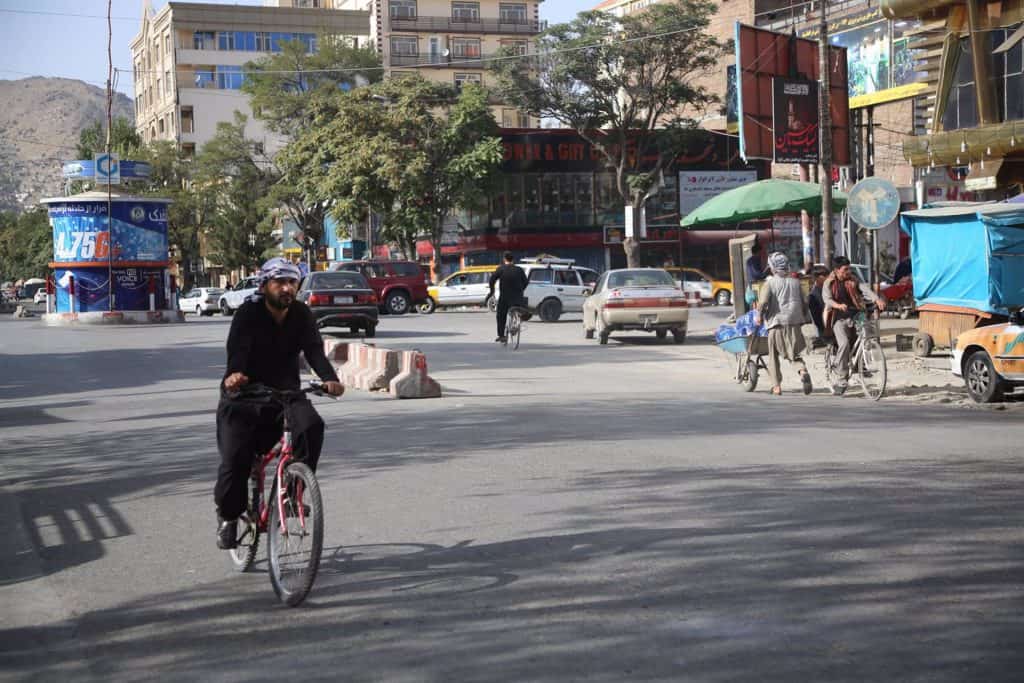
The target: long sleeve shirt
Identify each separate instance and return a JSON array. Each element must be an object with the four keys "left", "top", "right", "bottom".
[
  {"left": 489, "top": 264, "right": 529, "bottom": 302},
  {"left": 822, "top": 274, "right": 880, "bottom": 320},
  {"left": 222, "top": 299, "right": 339, "bottom": 392}
]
